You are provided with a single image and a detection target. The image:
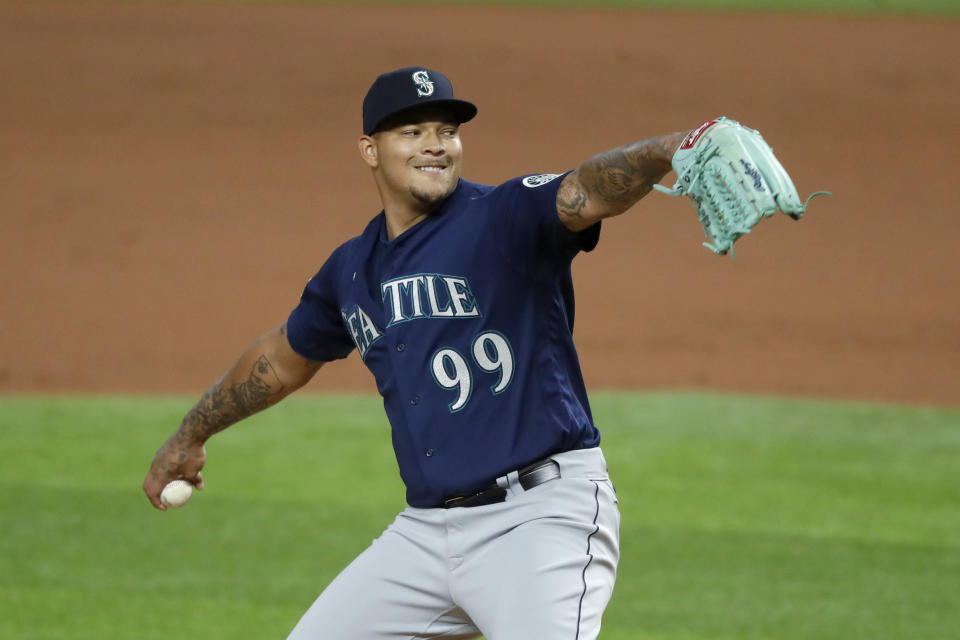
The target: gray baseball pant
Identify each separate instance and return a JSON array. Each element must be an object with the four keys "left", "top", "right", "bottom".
[{"left": 287, "top": 447, "right": 620, "bottom": 640}]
